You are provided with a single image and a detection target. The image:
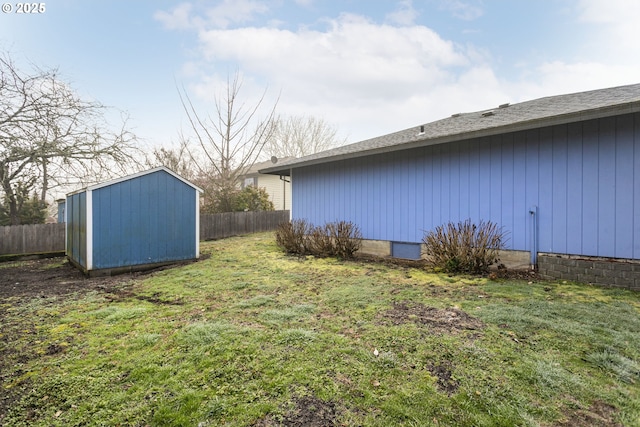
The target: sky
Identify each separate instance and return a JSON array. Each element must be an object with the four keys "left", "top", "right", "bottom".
[{"left": 1, "top": 0, "right": 640, "bottom": 154}]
